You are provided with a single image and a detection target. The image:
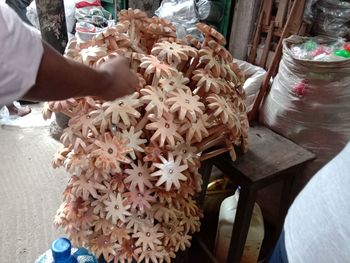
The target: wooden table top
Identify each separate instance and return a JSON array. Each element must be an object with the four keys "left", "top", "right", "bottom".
[{"left": 212, "top": 125, "right": 316, "bottom": 186}]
